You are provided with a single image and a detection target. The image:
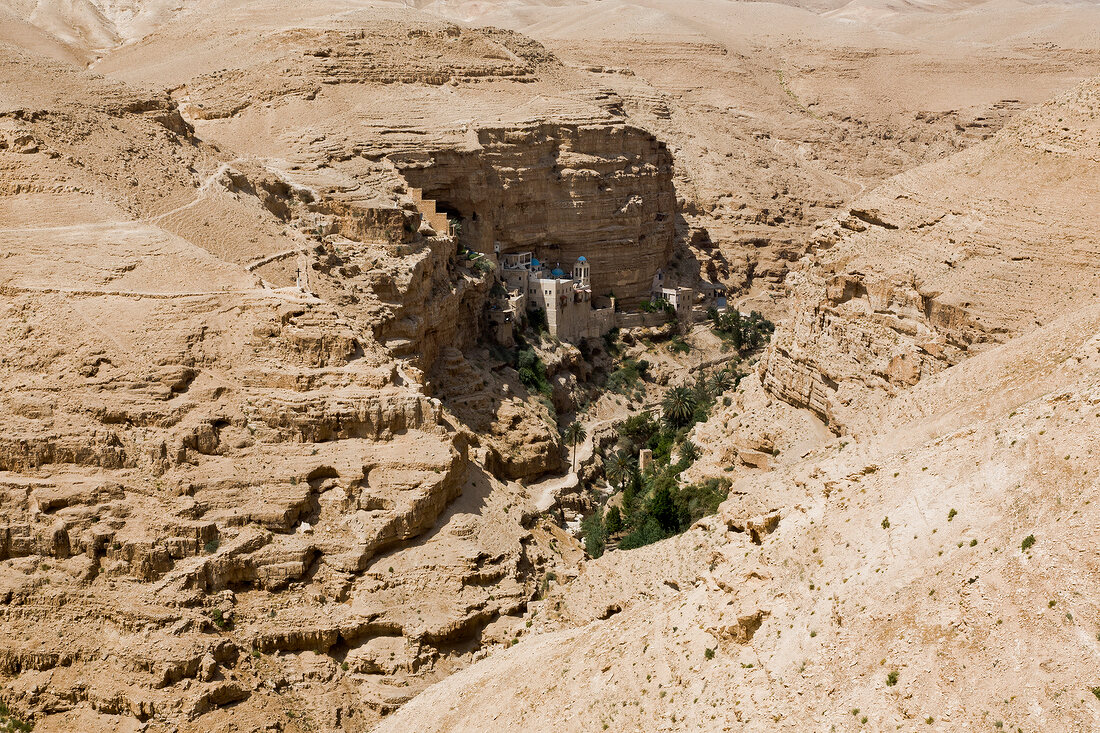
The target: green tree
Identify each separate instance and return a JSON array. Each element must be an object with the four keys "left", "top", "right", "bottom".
[
  {"left": 581, "top": 510, "right": 606, "bottom": 559},
  {"left": 518, "top": 347, "right": 538, "bottom": 371},
  {"left": 618, "top": 411, "right": 659, "bottom": 448},
  {"left": 605, "top": 506, "right": 623, "bottom": 534},
  {"left": 606, "top": 358, "right": 648, "bottom": 394},
  {"left": 621, "top": 468, "right": 642, "bottom": 517},
  {"left": 661, "top": 386, "right": 698, "bottom": 428},
  {"left": 708, "top": 369, "right": 733, "bottom": 397},
  {"left": 563, "top": 421, "right": 587, "bottom": 474},
  {"left": 516, "top": 346, "right": 551, "bottom": 395},
  {"left": 619, "top": 517, "right": 665, "bottom": 550},
  {"left": 527, "top": 307, "right": 548, "bottom": 334},
  {"left": 605, "top": 451, "right": 636, "bottom": 492},
  {"left": 676, "top": 477, "right": 730, "bottom": 522},
  {"left": 649, "top": 483, "right": 688, "bottom": 533},
  {"left": 710, "top": 308, "right": 744, "bottom": 348},
  {"left": 694, "top": 371, "right": 712, "bottom": 404},
  {"left": 728, "top": 309, "right": 743, "bottom": 350}
]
